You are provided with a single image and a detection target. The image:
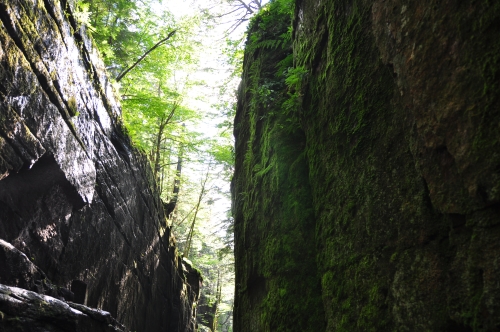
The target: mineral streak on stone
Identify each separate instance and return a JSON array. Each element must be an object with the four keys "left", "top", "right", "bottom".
[
  {"left": 0, "top": 0, "right": 200, "bottom": 331},
  {"left": 233, "top": 0, "right": 500, "bottom": 331}
]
